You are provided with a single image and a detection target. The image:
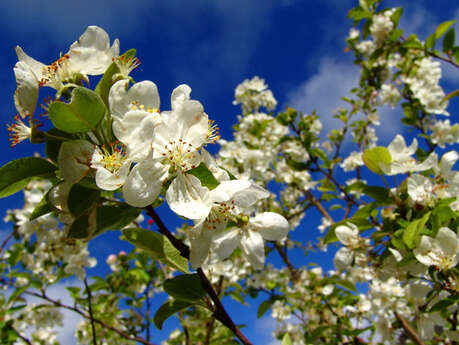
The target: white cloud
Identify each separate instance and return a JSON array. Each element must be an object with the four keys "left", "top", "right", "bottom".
[
  {"left": 286, "top": 57, "right": 359, "bottom": 135},
  {"left": 286, "top": 57, "right": 403, "bottom": 145},
  {"left": 6, "top": 279, "right": 82, "bottom": 345},
  {"left": 255, "top": 316, "right": 279, "bottom": 345}
]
